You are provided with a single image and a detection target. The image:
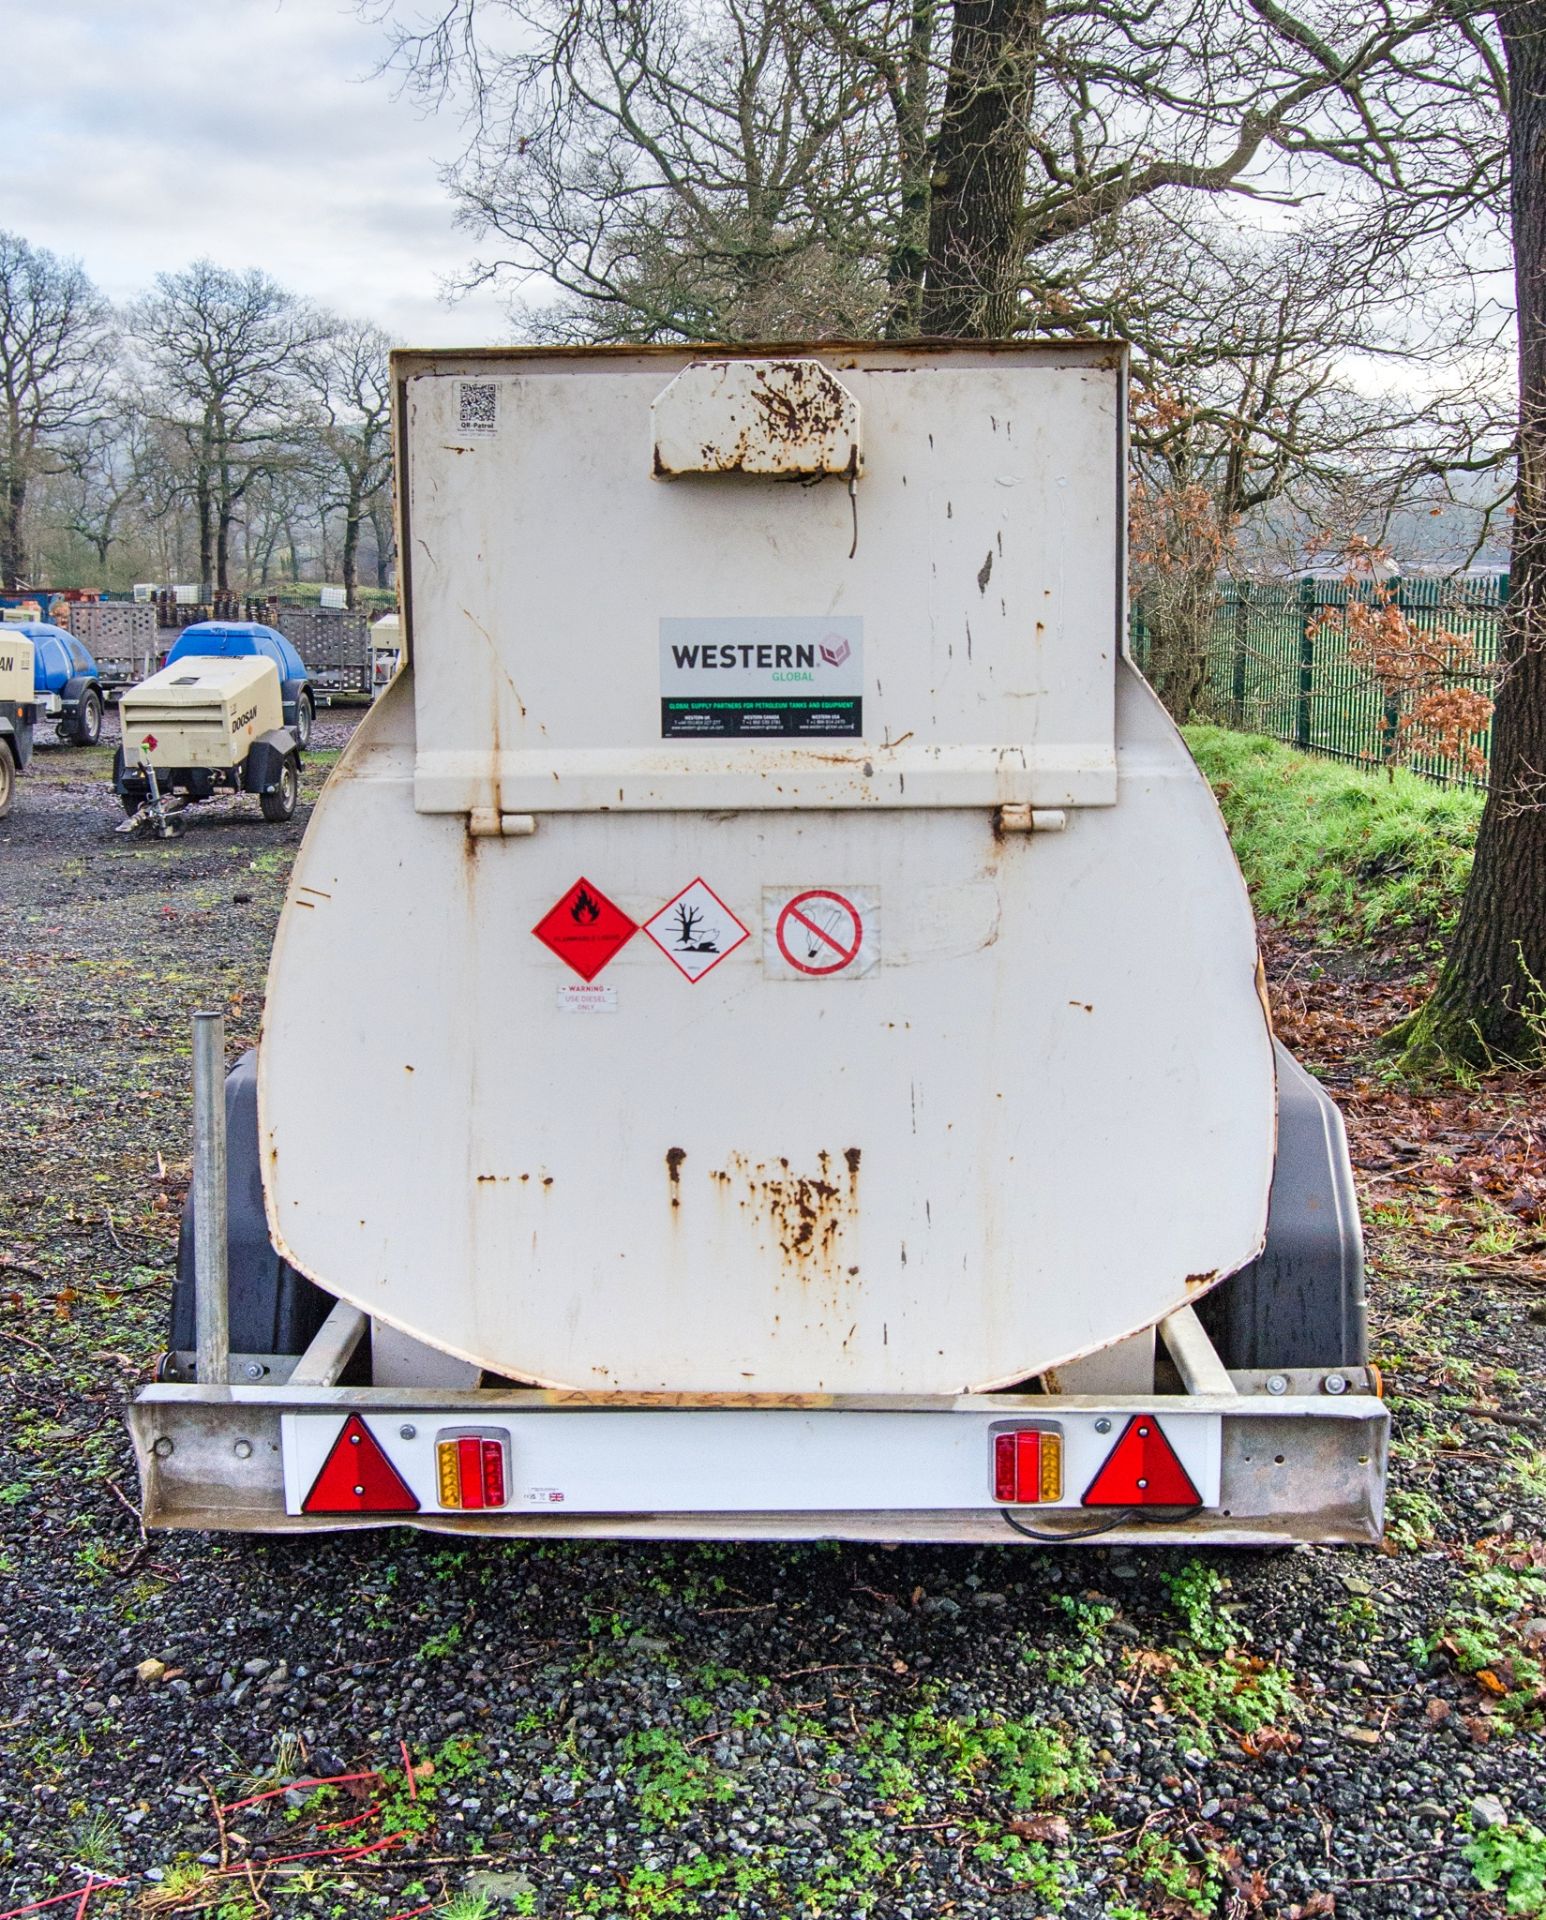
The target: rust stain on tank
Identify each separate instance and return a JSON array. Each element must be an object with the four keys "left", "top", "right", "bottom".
[
  {"left": 748, "top": 361, "right": 849, "bottom": 443},
  {"left": 710, "top": 1147, "right": 862, "bottom": 1282},
  {"left": 666, "top": 1146, "right": 687, "bottom": 1210}
]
